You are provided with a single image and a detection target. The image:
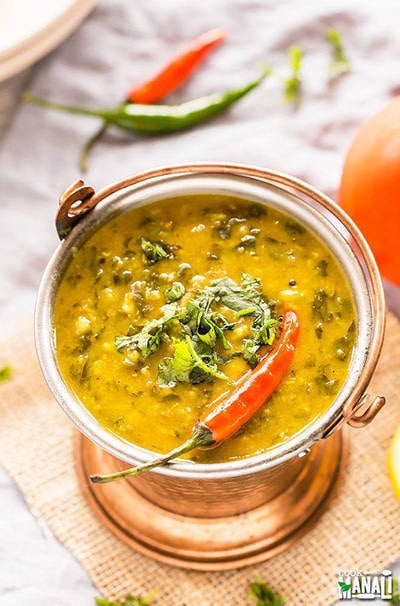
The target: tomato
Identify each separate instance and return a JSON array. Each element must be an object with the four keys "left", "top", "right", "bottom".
[{"left": 339, "top": 97, "right": 400, "bottom": 285}]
